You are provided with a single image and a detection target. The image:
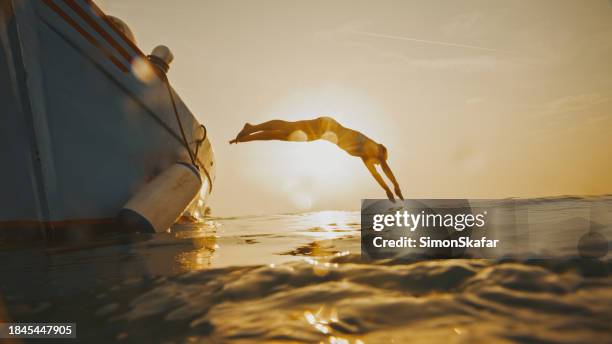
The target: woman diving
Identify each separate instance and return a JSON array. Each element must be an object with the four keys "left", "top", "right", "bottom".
[{"left": 230, "top": 117, "right": 404, "bottom": 202}]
